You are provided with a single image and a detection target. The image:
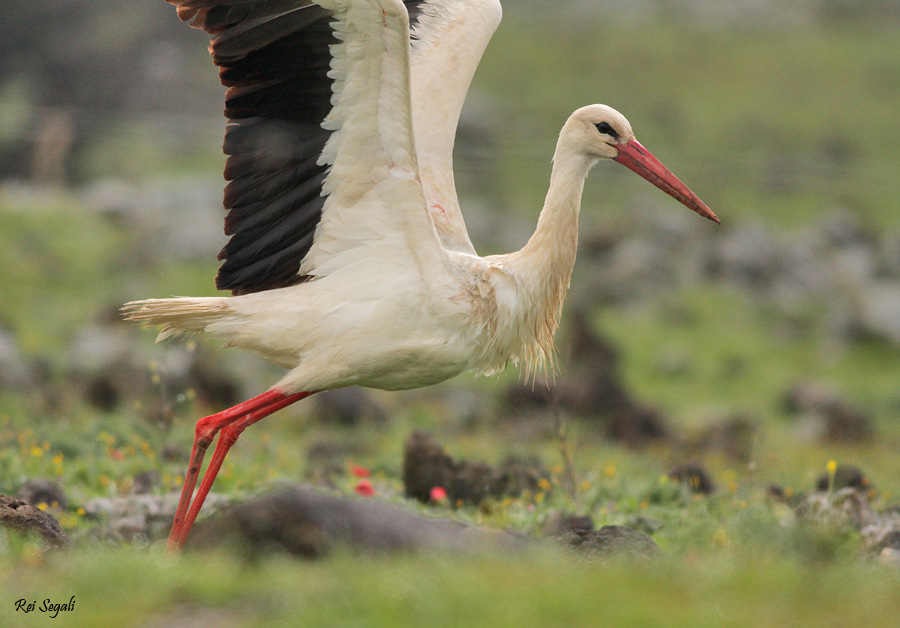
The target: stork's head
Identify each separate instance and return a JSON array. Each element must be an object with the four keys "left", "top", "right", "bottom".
[{"left": 565, "top": 104, "right": 719, "bottom": 224}]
